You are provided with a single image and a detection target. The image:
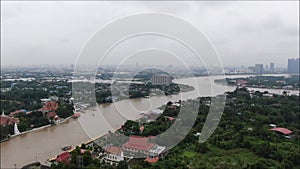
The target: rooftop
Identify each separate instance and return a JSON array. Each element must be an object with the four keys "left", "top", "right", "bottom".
[
  {"left": 123, "top": 135, "right": 156, "bottom": 151},
  {"left": 270, "top": 127, "right": 292, "bottom": 135},
  {"left": 56, "top": 152, "right": 70, "bottom": 163},
  {"left": 105, "top": 146, "right": 123, "bottom": 156}
]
